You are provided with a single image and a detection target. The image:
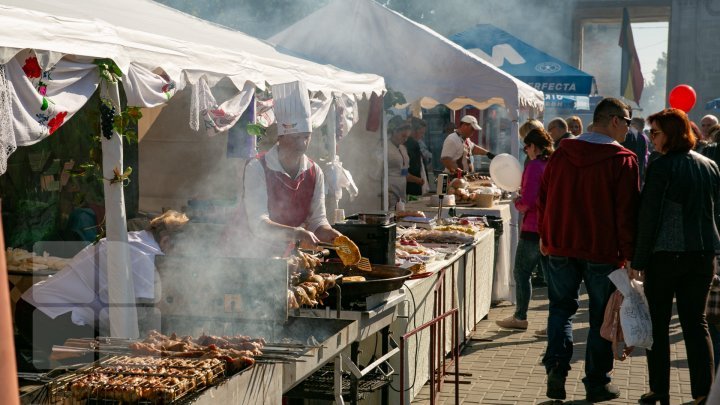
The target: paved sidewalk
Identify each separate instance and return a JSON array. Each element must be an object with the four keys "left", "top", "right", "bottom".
[{"left": 413, "top": 287, "right": 697, "bottom": 404}]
